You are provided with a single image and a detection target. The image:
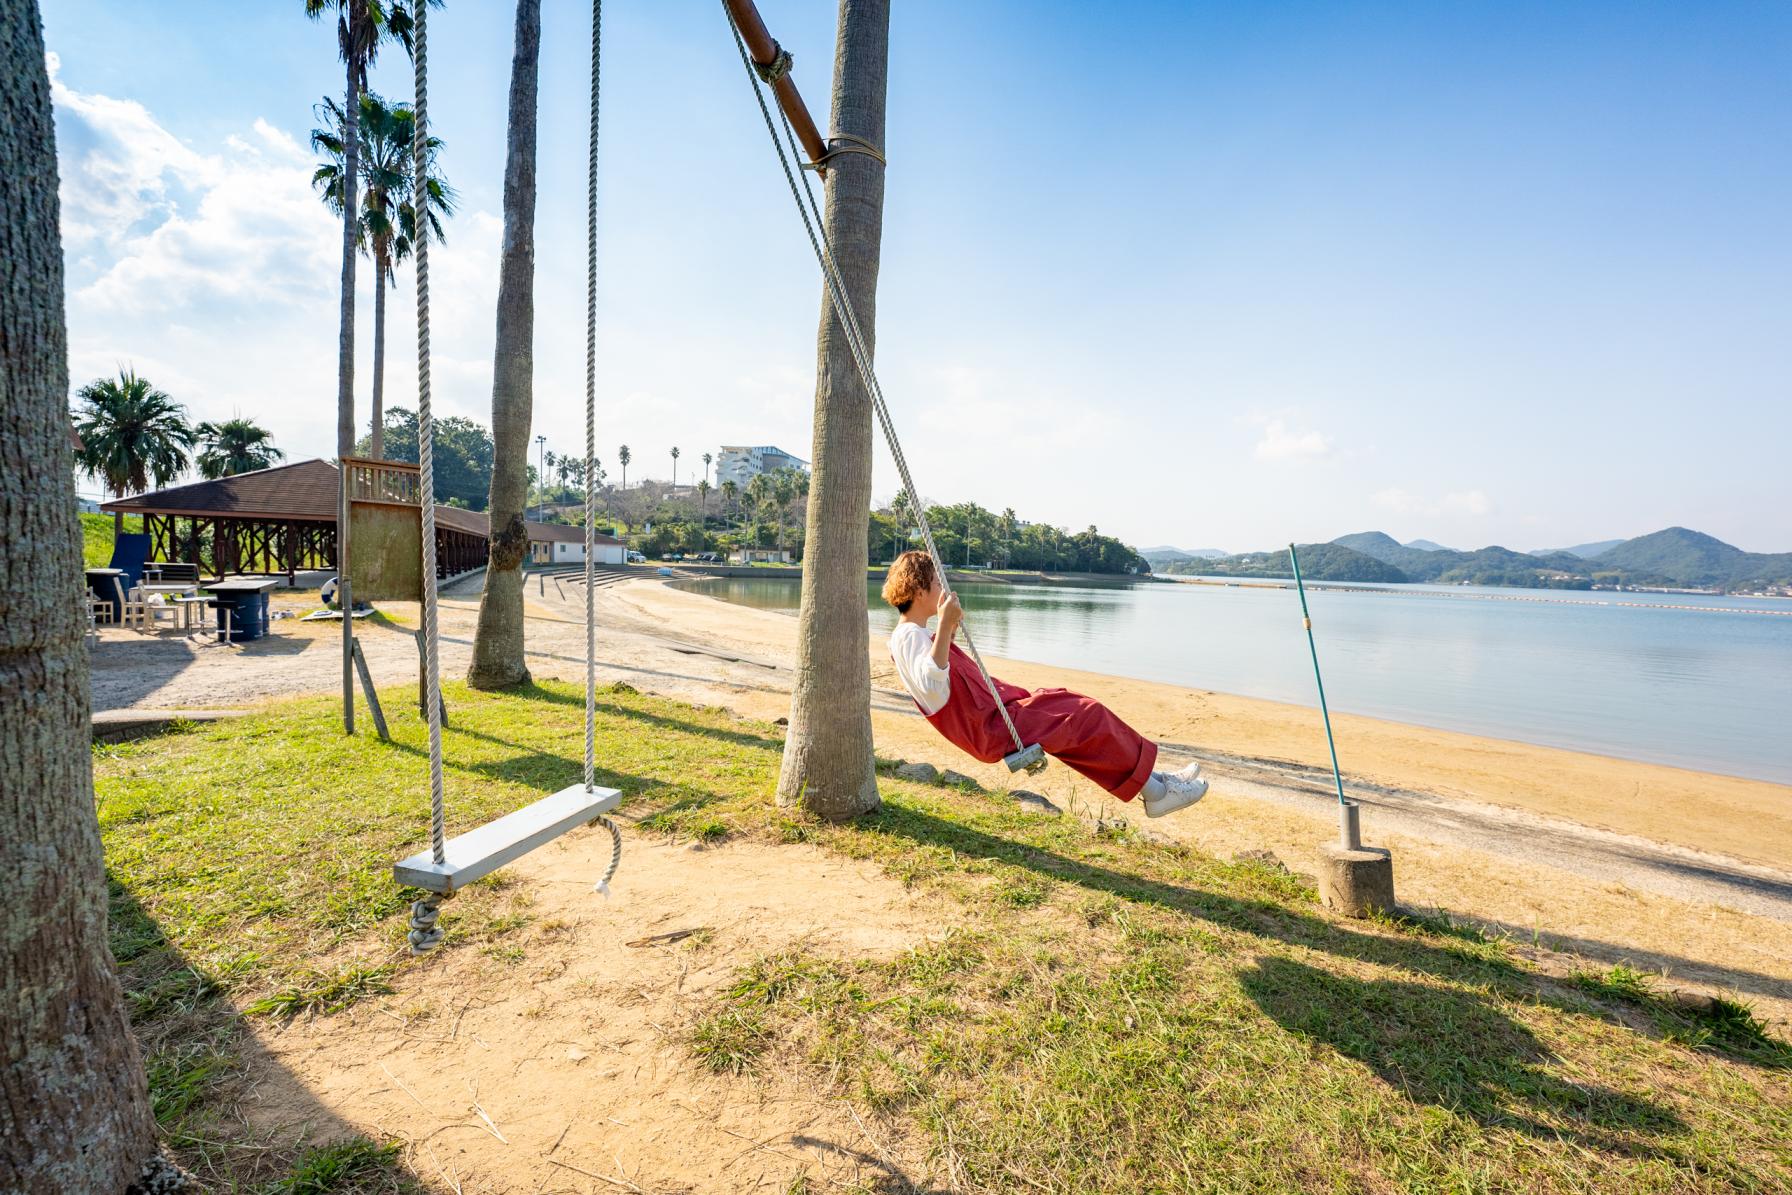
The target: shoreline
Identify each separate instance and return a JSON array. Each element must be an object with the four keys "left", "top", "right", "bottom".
[
  {"left": 670, "top": 573, "right": 1792, "bottom": 791},
  {"left": 635, "top": 579, "right": 1792, "bottom": 871}
]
